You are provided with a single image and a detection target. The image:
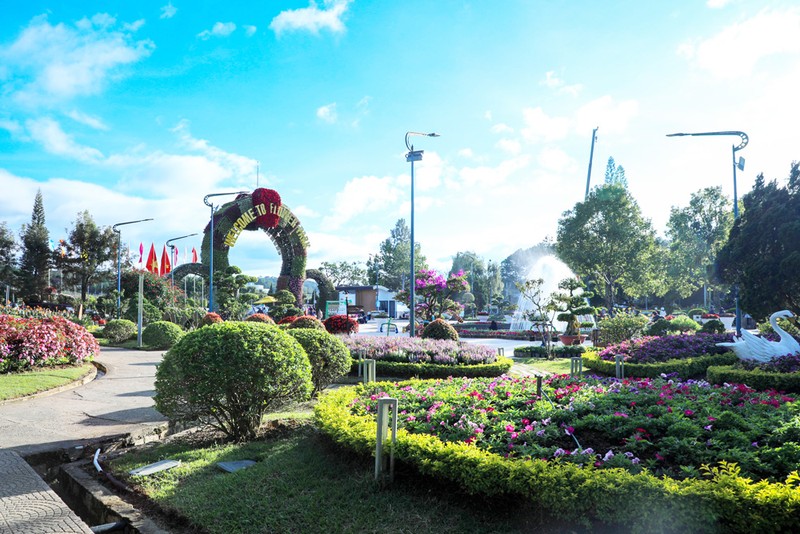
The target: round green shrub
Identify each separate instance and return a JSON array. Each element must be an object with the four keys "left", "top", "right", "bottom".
[
  {"left": 245, "top": 313, "right": 275, "bottom": 324},
  {"left": 288, "top": 315, "right": 325, "bottom": 331},
  {"left": 687, "top": 308, "right": 706, "bottom": 319},
  {"left": 200, "top": 312, "right": 223, "bottom": 326},
  {"left": 286, "top": 328, "right": 352, "bottom": 395},
  {"left": 421, "top": 318, "right": 459, "bottom": 341},
  {"left": 645, "top": 318, "right": 672, "bottom": 337},
  {"left": 668, "top": 315, "right": 701, "bottom": 333},
  {"left": 122, "top": 295, "right": 162, "bottom": 326},
  {"left": 700, "top": 319, "right": 726, "bottom": 334},
  {"left": 103, "top": 319, "right": 137, "bottom": 344},
  {"left": 142, "top": 321, "right": 184, "bottom": 349},
  {"left": 154, "top": 322, "right": 312, "bottom": 440},
  {"left": 597, "top": 313, "right": 650, "bottom": 344}
]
